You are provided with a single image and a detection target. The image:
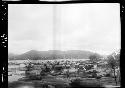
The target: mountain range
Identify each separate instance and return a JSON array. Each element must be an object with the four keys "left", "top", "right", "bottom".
[{"left": 8, "top": 50, "right": 102, "bottom": 60}]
